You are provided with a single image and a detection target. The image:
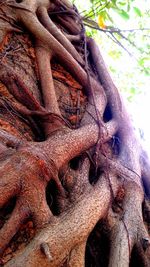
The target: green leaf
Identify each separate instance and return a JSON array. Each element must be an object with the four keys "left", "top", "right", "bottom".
[
  {"left": 119, "top": 9, "right": 130, "bottom": 20},
  {"left": 127, "top": 2, "right": 130, "bottom": 12},
  {"left": 98, "top": 10, "right": 107, "bottom": 20},
  {"left": 112, "top": 7, "right": 130, "bottom": 20},
  {"left": 130, "top": 87, "right": 136, "bottom": 95},
  {"left": 138, "top": 57, "right": 149, "bottom": 66},
  {"left": 118, "top": 2, "right": 126, "bottom": 6},
  {"left": 133, "top": 7, "right": 142, "bottom": 17},
  {"left": 111, "top": 0, "right": 117, "bottom": 4}
]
